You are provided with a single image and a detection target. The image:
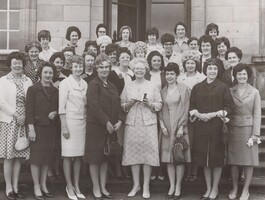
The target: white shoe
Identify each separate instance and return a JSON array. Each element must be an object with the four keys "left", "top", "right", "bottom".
[
  {"left": 73, "top": 188, "right": 86, "bottom": 199},
  {"left": 66, "top": 187, "right": 78, "bottom": 200},
  {"left": 127, "top": 187, "right": 140, "bottom": 197},
  {"left": 150, "top": 176, "right": 156, "bottom": 180},
  {"left": 142, "top": 190, "right": 150, "bottom": 199}
]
